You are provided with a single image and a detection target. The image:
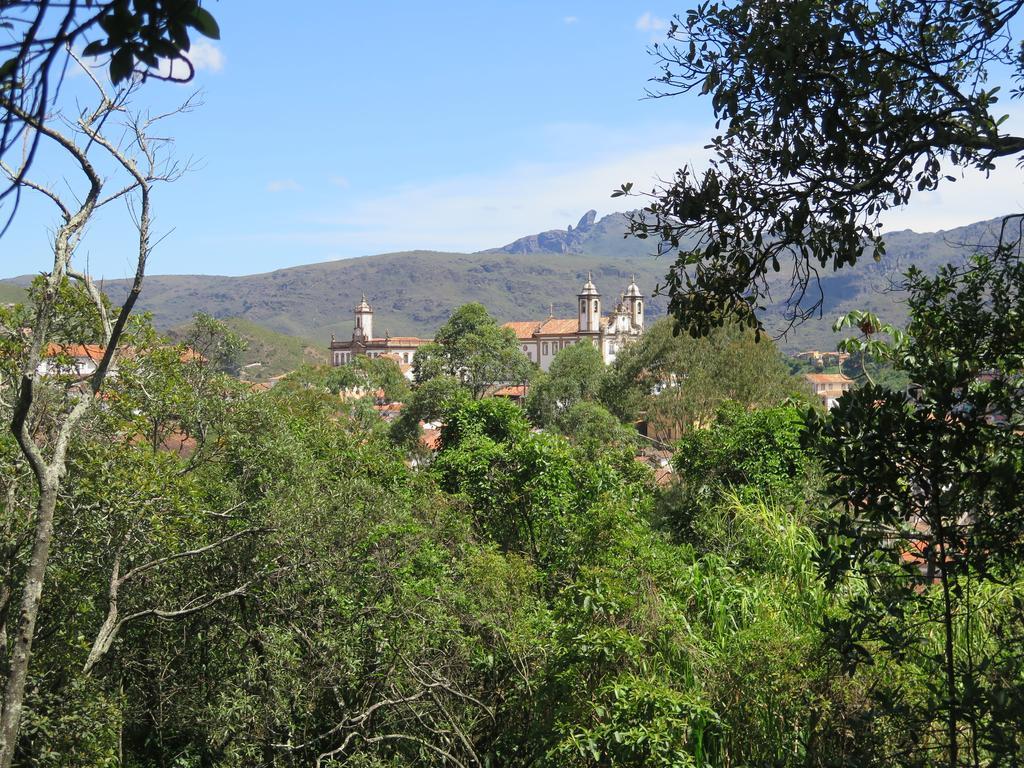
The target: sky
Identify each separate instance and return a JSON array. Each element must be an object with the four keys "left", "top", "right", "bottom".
[{"left": 3, "top": 1, "right": 1024, "bottom": 280}]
